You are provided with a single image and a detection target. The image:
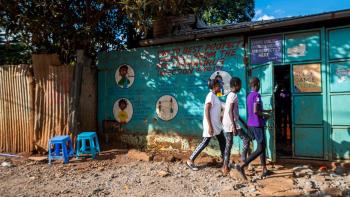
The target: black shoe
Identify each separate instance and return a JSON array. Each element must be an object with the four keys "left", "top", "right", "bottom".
[
  {"left": 186, "top": 160, "right": 199, "bottom": 171},
  {"left": 235, "top": 165, "right": 248, "bottom": 180},
  {"left": 261, "top": 169, "right": 273, "bottom": 178}
]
